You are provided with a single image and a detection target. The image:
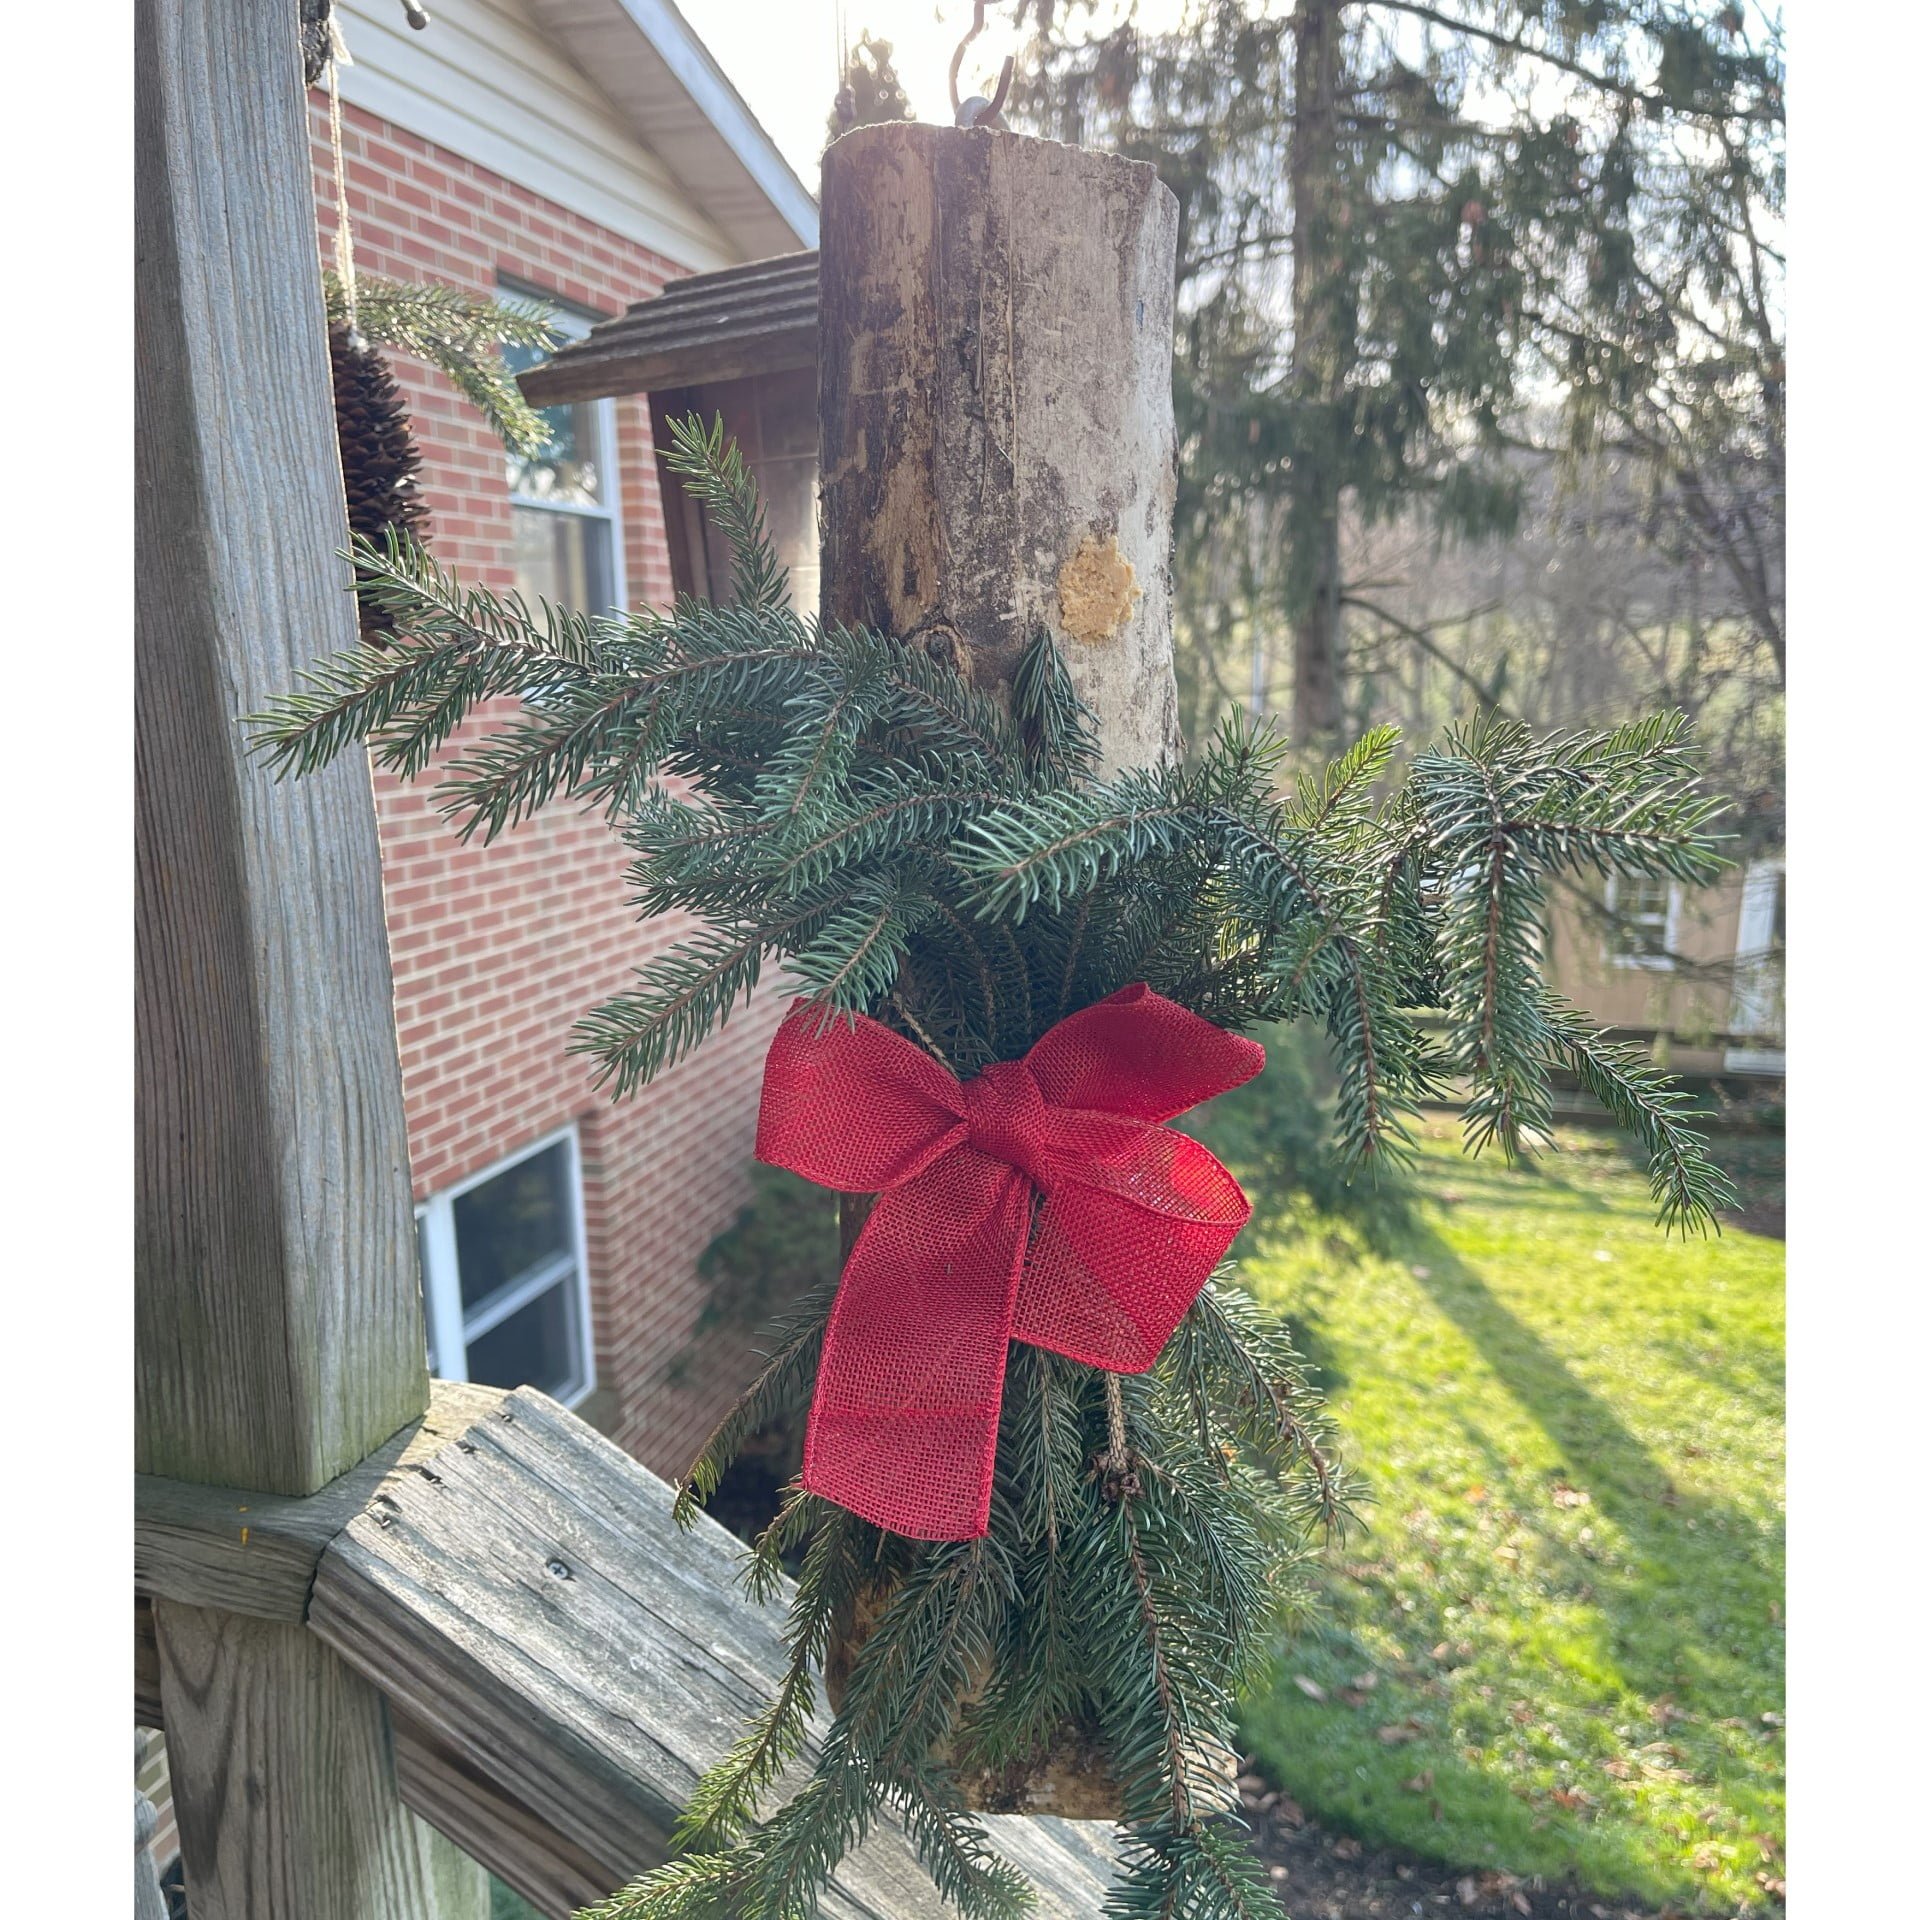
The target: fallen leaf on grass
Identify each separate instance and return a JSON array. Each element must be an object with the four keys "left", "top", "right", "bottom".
[
  {"left": 1377, "top": 1720, "right": 1427, "bottom": 1744},
  {"left": 1549, "top": 1786, "right": 1595, "bottom": 1812},
  {"left": 1401, "top": 1768, "right": 1434, "bottom": 1793},
  {"left": 1552, "top": 1485, "right": 1591, "bottom": 1509},
  {"left": 1292, "top": 1674, "right": 1328, "bottom": 1702}
]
